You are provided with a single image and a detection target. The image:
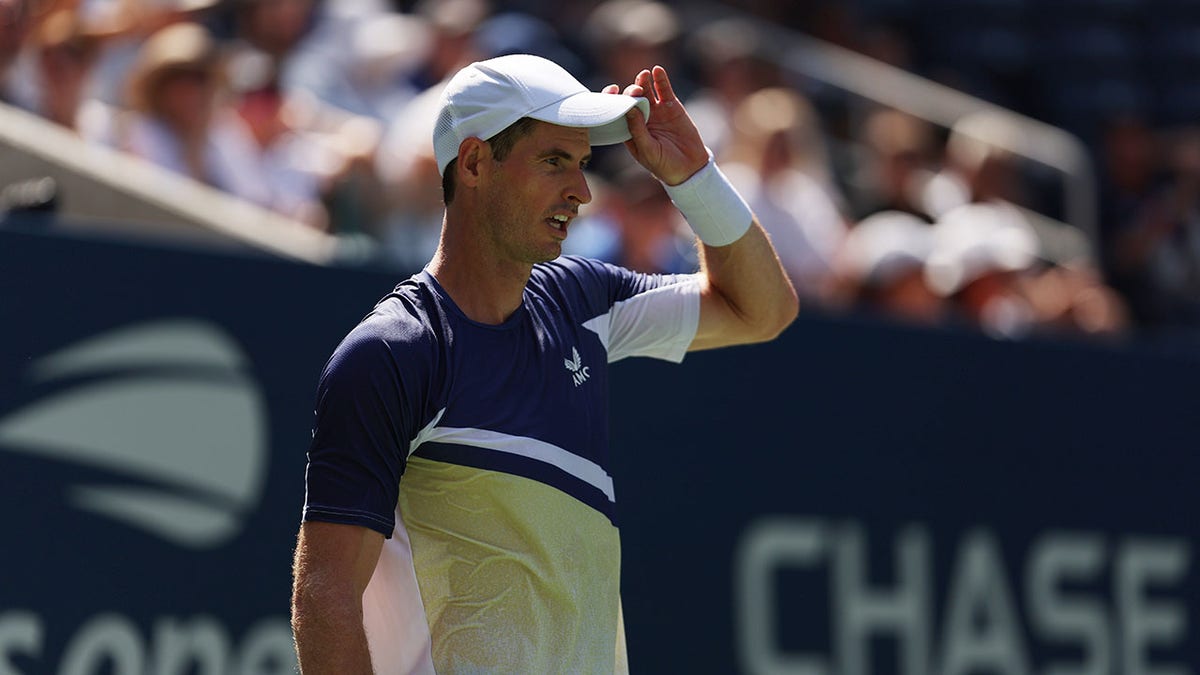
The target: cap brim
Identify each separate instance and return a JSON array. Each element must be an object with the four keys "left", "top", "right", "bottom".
[{"left": 526, "top": 92, "right": 650, "bottom": 146}]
